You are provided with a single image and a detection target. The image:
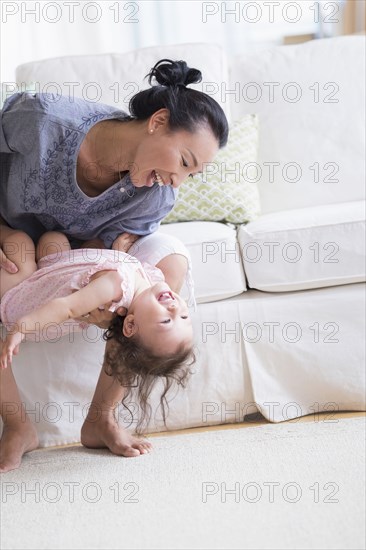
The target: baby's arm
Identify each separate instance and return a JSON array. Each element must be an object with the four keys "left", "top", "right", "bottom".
[{"left": 0, "top": 270, "right": 123, "bottom": 368}]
